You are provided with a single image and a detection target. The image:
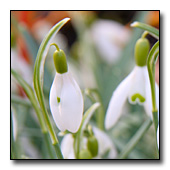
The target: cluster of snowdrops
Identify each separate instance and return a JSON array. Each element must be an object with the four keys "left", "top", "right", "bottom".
[{"left": 11, "top": 18, "right": 159, "bottom": 159}]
